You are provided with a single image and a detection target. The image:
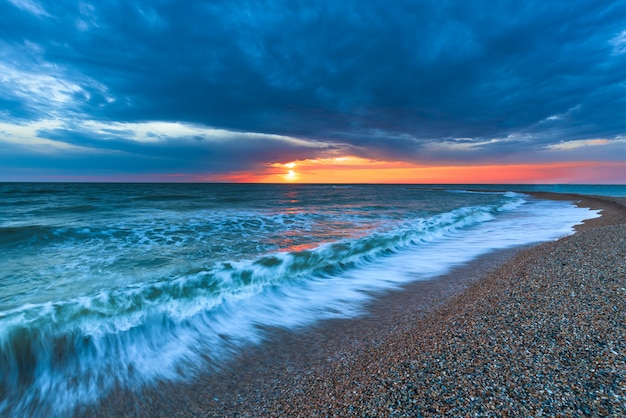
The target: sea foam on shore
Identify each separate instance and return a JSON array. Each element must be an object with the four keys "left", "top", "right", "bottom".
[
  {"left": 80, "top": 194, "right": 625, "bottom": 416},
  {"left": 1, "top": 185, "right": 603, "bottom": 416}
]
